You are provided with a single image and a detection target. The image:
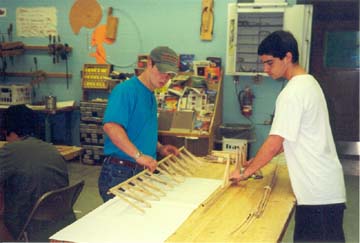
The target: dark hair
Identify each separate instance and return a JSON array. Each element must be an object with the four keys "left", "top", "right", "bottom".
[
  {"left": 257, "top": 30, "right": 299, "bottom": 63},
  {"left": 1, "top": 104, "right": 37, "bottom": 137},
  {"left": 151, "top": 59, "right": 156, "bottom": 67}
]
